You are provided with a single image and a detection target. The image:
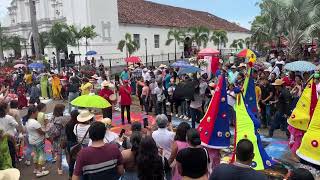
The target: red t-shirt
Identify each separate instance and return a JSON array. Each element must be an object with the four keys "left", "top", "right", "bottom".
[
  {"left": 119, "top": 85, "right": 132, "bottom": 105},
  {"left": 98, "top": 88, "right": 114, "bottom": 102}
]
